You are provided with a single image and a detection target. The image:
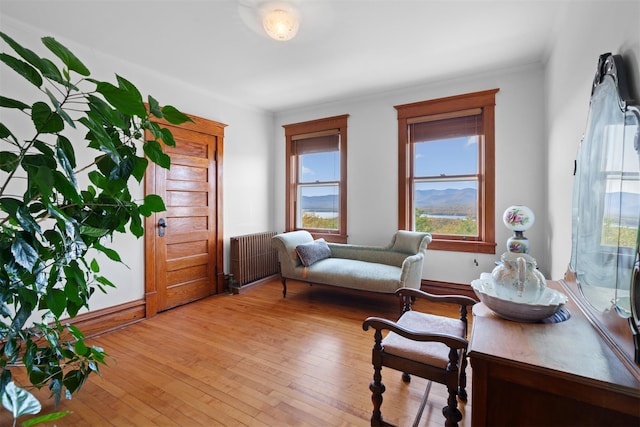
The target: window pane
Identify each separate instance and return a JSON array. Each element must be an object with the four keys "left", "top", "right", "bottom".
[
  {"left": 299, "top": 151, "right": 340, "bottom": 183},
  {"left": 414, "top": 137, "right": 478, "bottom": 177},
  {"left": 414, "top": 180, "right": 478, "bottom": 236},
  {"left": 298, "top": 185, "right": 339, "bottom": 230}
]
